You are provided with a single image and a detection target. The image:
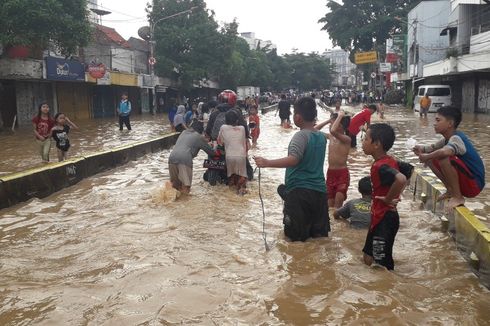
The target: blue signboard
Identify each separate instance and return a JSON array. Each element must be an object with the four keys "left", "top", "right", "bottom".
[{"left": 45, "top": 57, "right": 85, "bottom": 81}]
